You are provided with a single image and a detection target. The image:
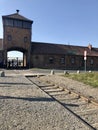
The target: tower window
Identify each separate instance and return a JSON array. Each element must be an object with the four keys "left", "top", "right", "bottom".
[
  {"left": 14, "top": 20, "right": 22, "bottom": 28},
  {"left": 4, "top": 19, "right": 14, "bottom": 26},
  {"left": 23, "top": 21, "right": 31, "bottom": 29},
  {"left": 24, "top": 37, "right": 28, "bottom": 43},
  {"left": 7, "top": 35, "right": 12, "bottom": 41}
]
